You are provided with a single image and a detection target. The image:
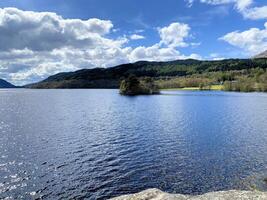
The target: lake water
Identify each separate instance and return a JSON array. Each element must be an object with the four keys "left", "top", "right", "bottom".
[{"left": 1, "top": 89, "right": 267, "bottom": 199}]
